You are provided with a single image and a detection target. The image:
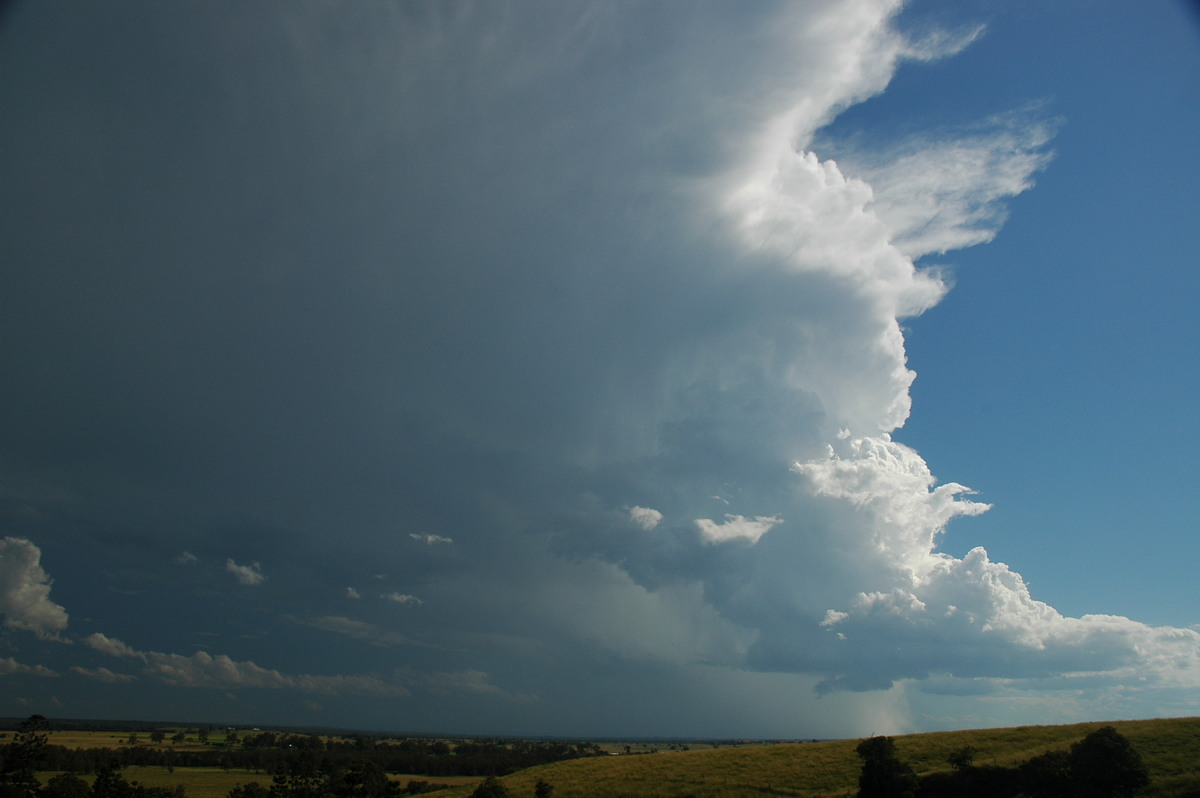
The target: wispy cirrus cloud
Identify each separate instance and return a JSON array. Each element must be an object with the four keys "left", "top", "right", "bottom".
[{"left": 822, "top": 109, "right": 1059, "bottom": 259}]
